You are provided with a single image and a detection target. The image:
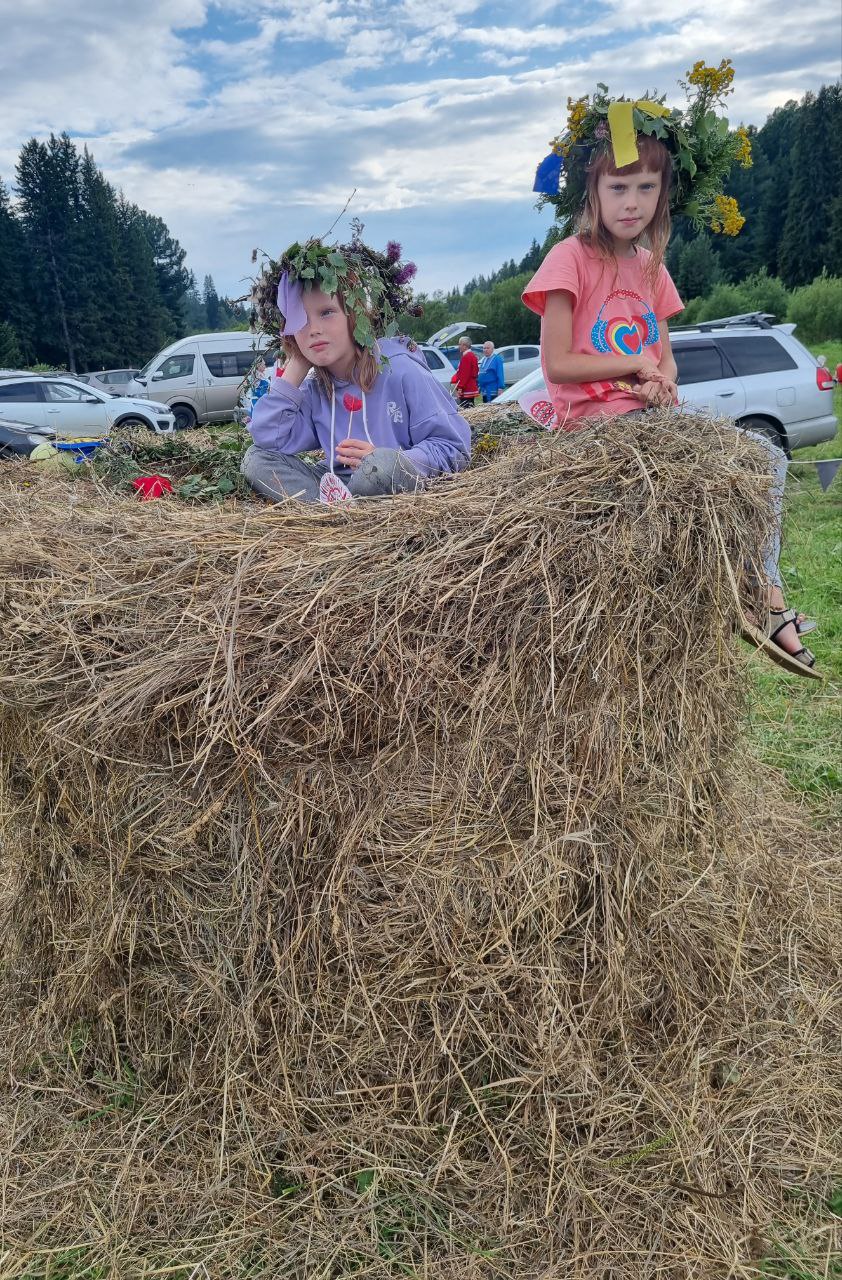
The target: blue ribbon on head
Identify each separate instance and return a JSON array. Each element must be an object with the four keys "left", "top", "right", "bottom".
[
  {"left": 277, "top": 271, "right": 308, "bottom": 336},
  {"left": 533, "top": 152, "right": 563, "bottom": 195}
]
